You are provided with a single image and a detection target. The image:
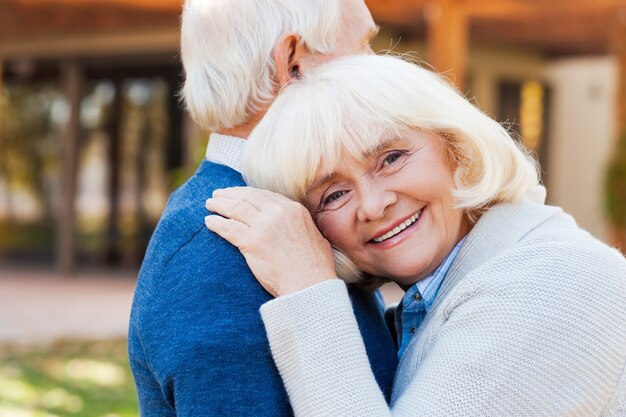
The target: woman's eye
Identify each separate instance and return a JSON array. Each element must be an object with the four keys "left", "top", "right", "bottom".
[
  {"left": 382, "top": 152, "right": 402, "bottom": 167},
  {"left": 323, "top": 190, "right": 346, "bottom": 205}
]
